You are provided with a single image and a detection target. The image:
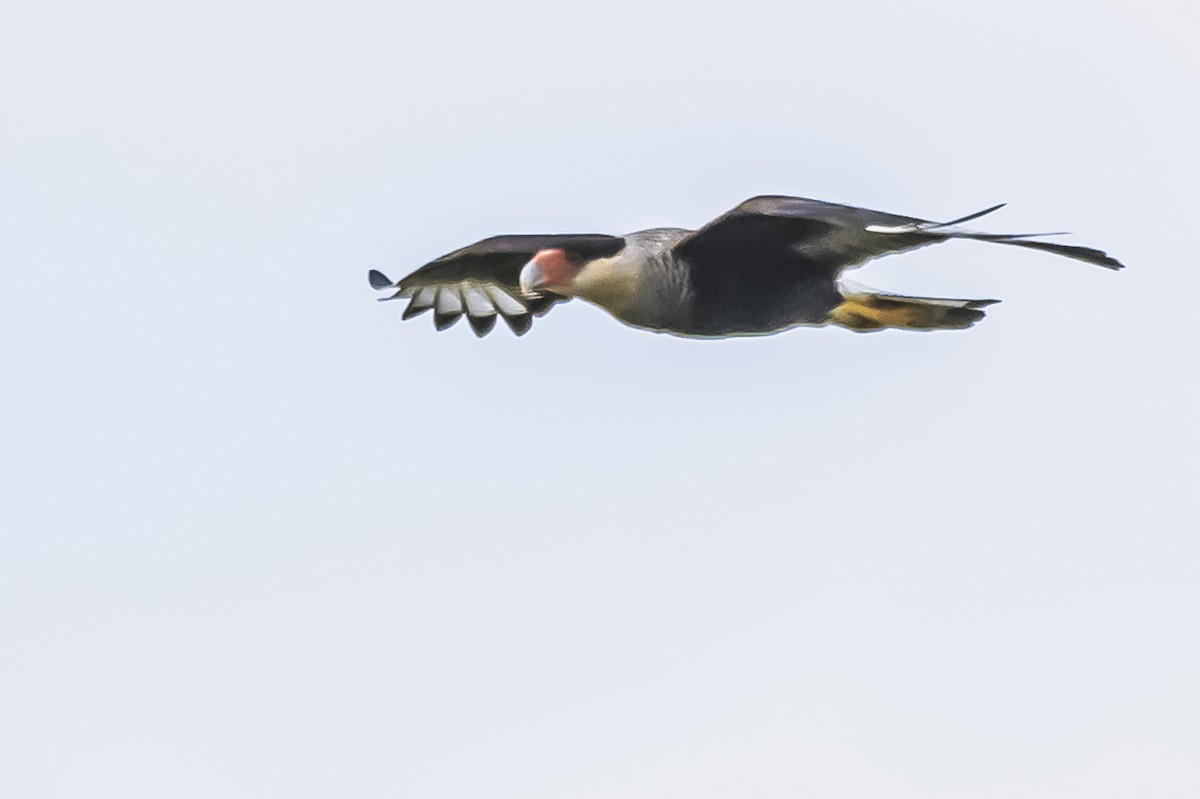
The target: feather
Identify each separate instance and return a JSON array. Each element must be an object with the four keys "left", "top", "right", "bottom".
[
  {"left": 433, "top": 287, "right": 464, "bottom": 330},
  {"left": 368, "top": 269, "right": 394, "bottom": 289},
  {"left": 403, "top": 287, "right": 437, "bottom": 319}
]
